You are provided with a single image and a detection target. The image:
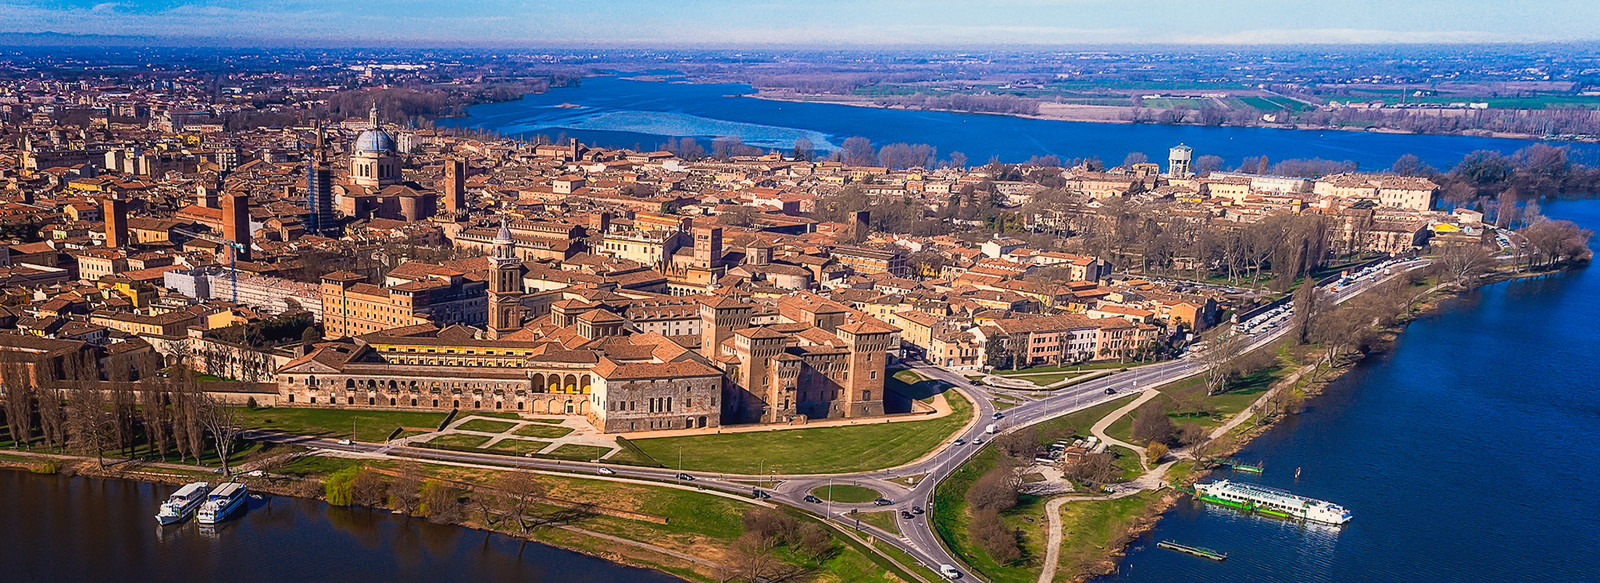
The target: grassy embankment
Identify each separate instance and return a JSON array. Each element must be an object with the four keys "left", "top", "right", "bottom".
[{"left": 630, "top": 384, "right": 972, "bottom": 475}]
